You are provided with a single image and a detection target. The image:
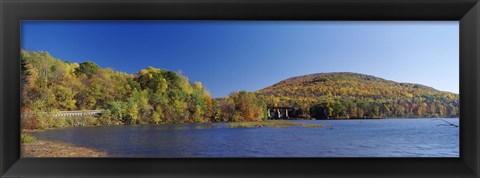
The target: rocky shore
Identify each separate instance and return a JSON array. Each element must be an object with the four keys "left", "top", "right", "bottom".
[{"left": 21, "top": 140, "right": 107, "bottom": 157}]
